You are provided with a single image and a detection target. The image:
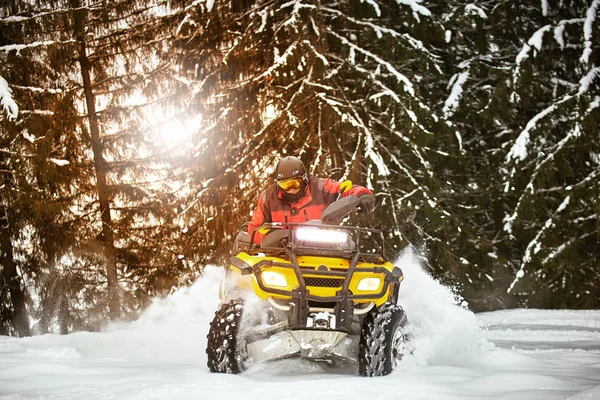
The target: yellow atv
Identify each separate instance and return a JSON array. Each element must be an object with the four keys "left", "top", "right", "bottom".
[{"left": 206, "top": 195, "right": 407, "bottom": 376}]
